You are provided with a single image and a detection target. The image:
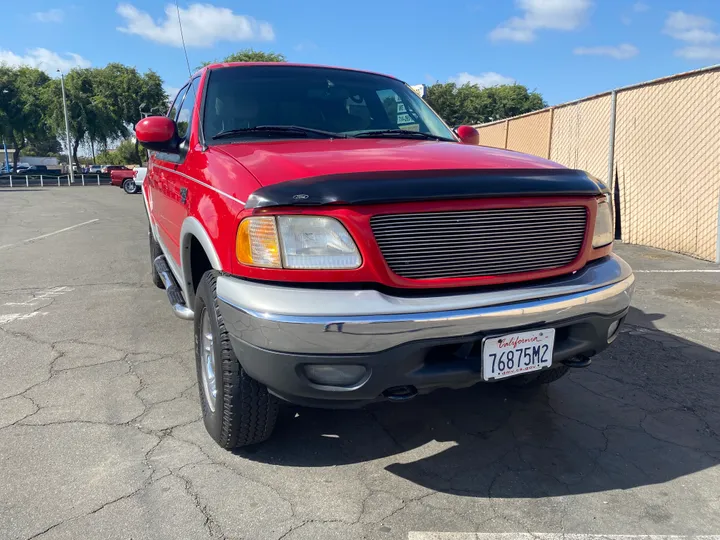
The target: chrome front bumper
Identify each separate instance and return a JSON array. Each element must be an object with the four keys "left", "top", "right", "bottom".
[{"left": 217, "top": 255, "right": 634, "bottom": 355}]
